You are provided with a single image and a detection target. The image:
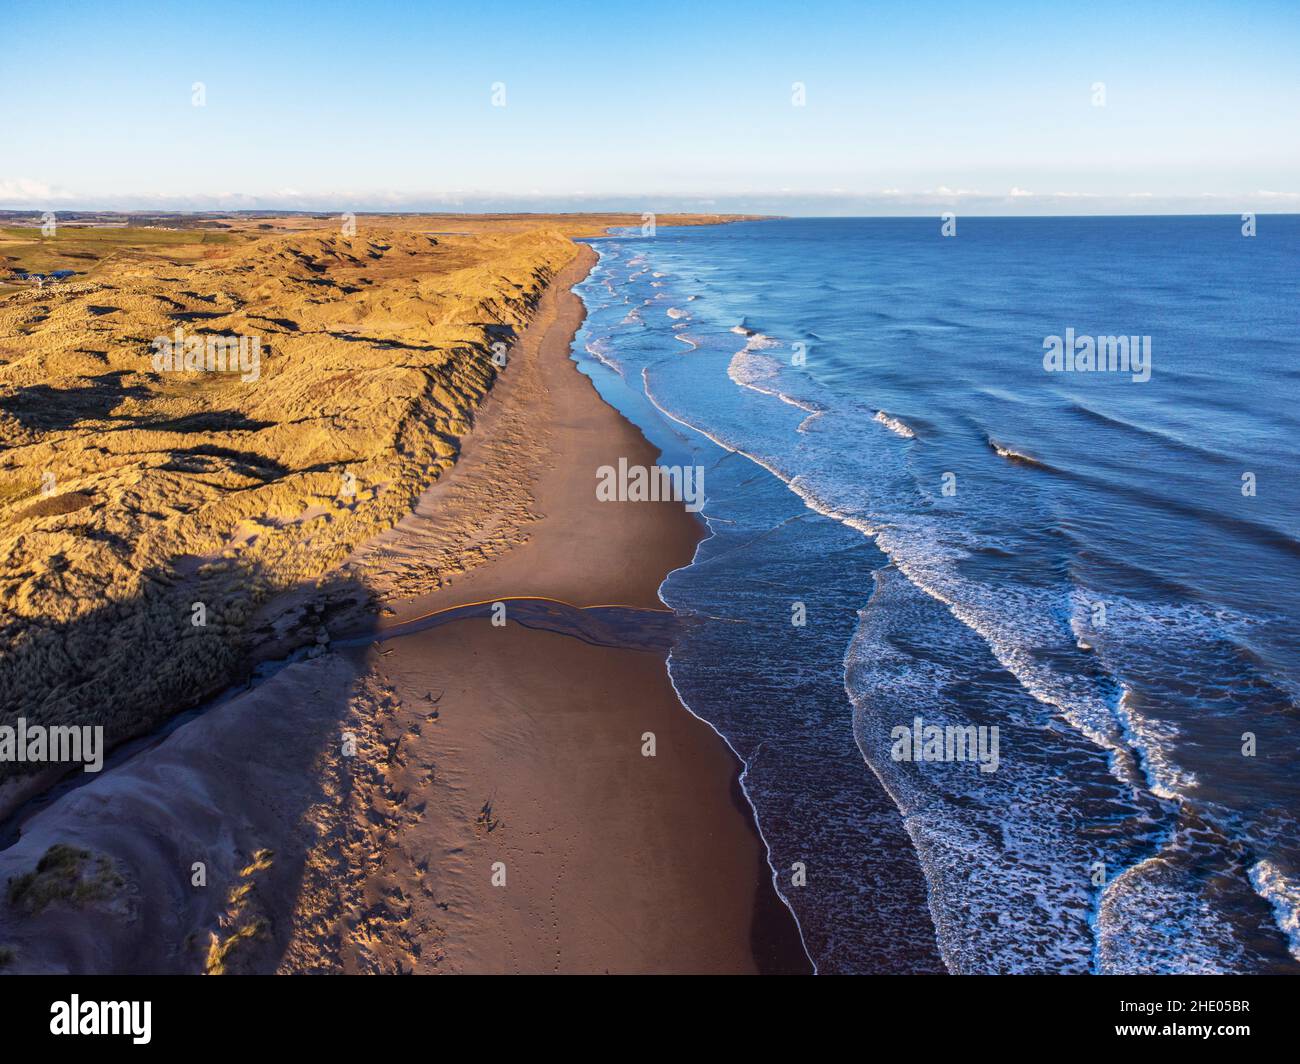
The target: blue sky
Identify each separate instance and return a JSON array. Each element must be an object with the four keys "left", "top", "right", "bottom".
[{"left": 3, "top": 0, "right": 1298, "bottom": 214}]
